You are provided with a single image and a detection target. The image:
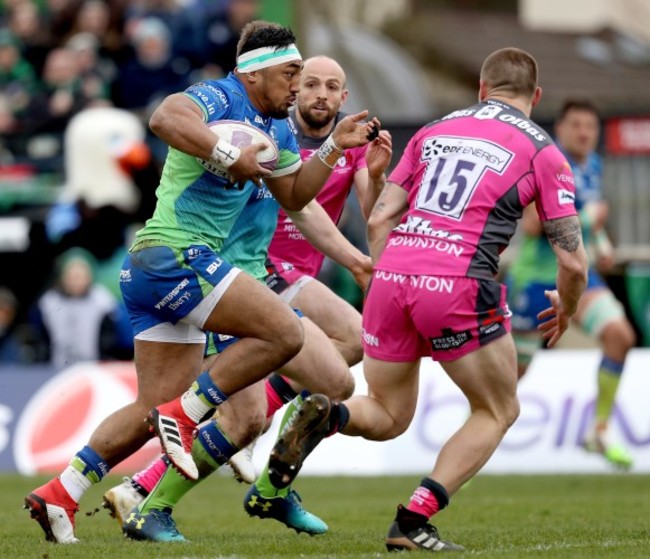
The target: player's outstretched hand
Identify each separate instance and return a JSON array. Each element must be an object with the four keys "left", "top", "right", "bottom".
[
  {"left": 366, "top": 130, "right": 393, "bottom": 179},
  {"left": 229, "top": 143, "right": 272, "bottom": 188},
  {"left": 537, "top": 289, "right": 570, "bottom": 348},
  {"left": 331, "top": 111, "right": 381, "bottom": 149}
]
